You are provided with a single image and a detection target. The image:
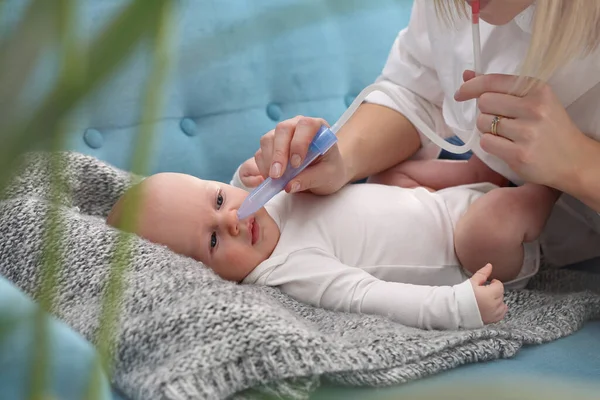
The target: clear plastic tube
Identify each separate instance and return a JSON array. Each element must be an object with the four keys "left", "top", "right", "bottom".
[{"left": 330, "top": 83, "right": 478, "bottom": 154}]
